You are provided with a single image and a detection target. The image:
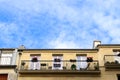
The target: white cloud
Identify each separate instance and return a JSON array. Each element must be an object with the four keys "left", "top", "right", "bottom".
[
  {"left": 49, "top": 31, "right": 79, "bottom": 48},
  {"left": 0, "top": 0, "right": 120, "bottom": 48}
]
